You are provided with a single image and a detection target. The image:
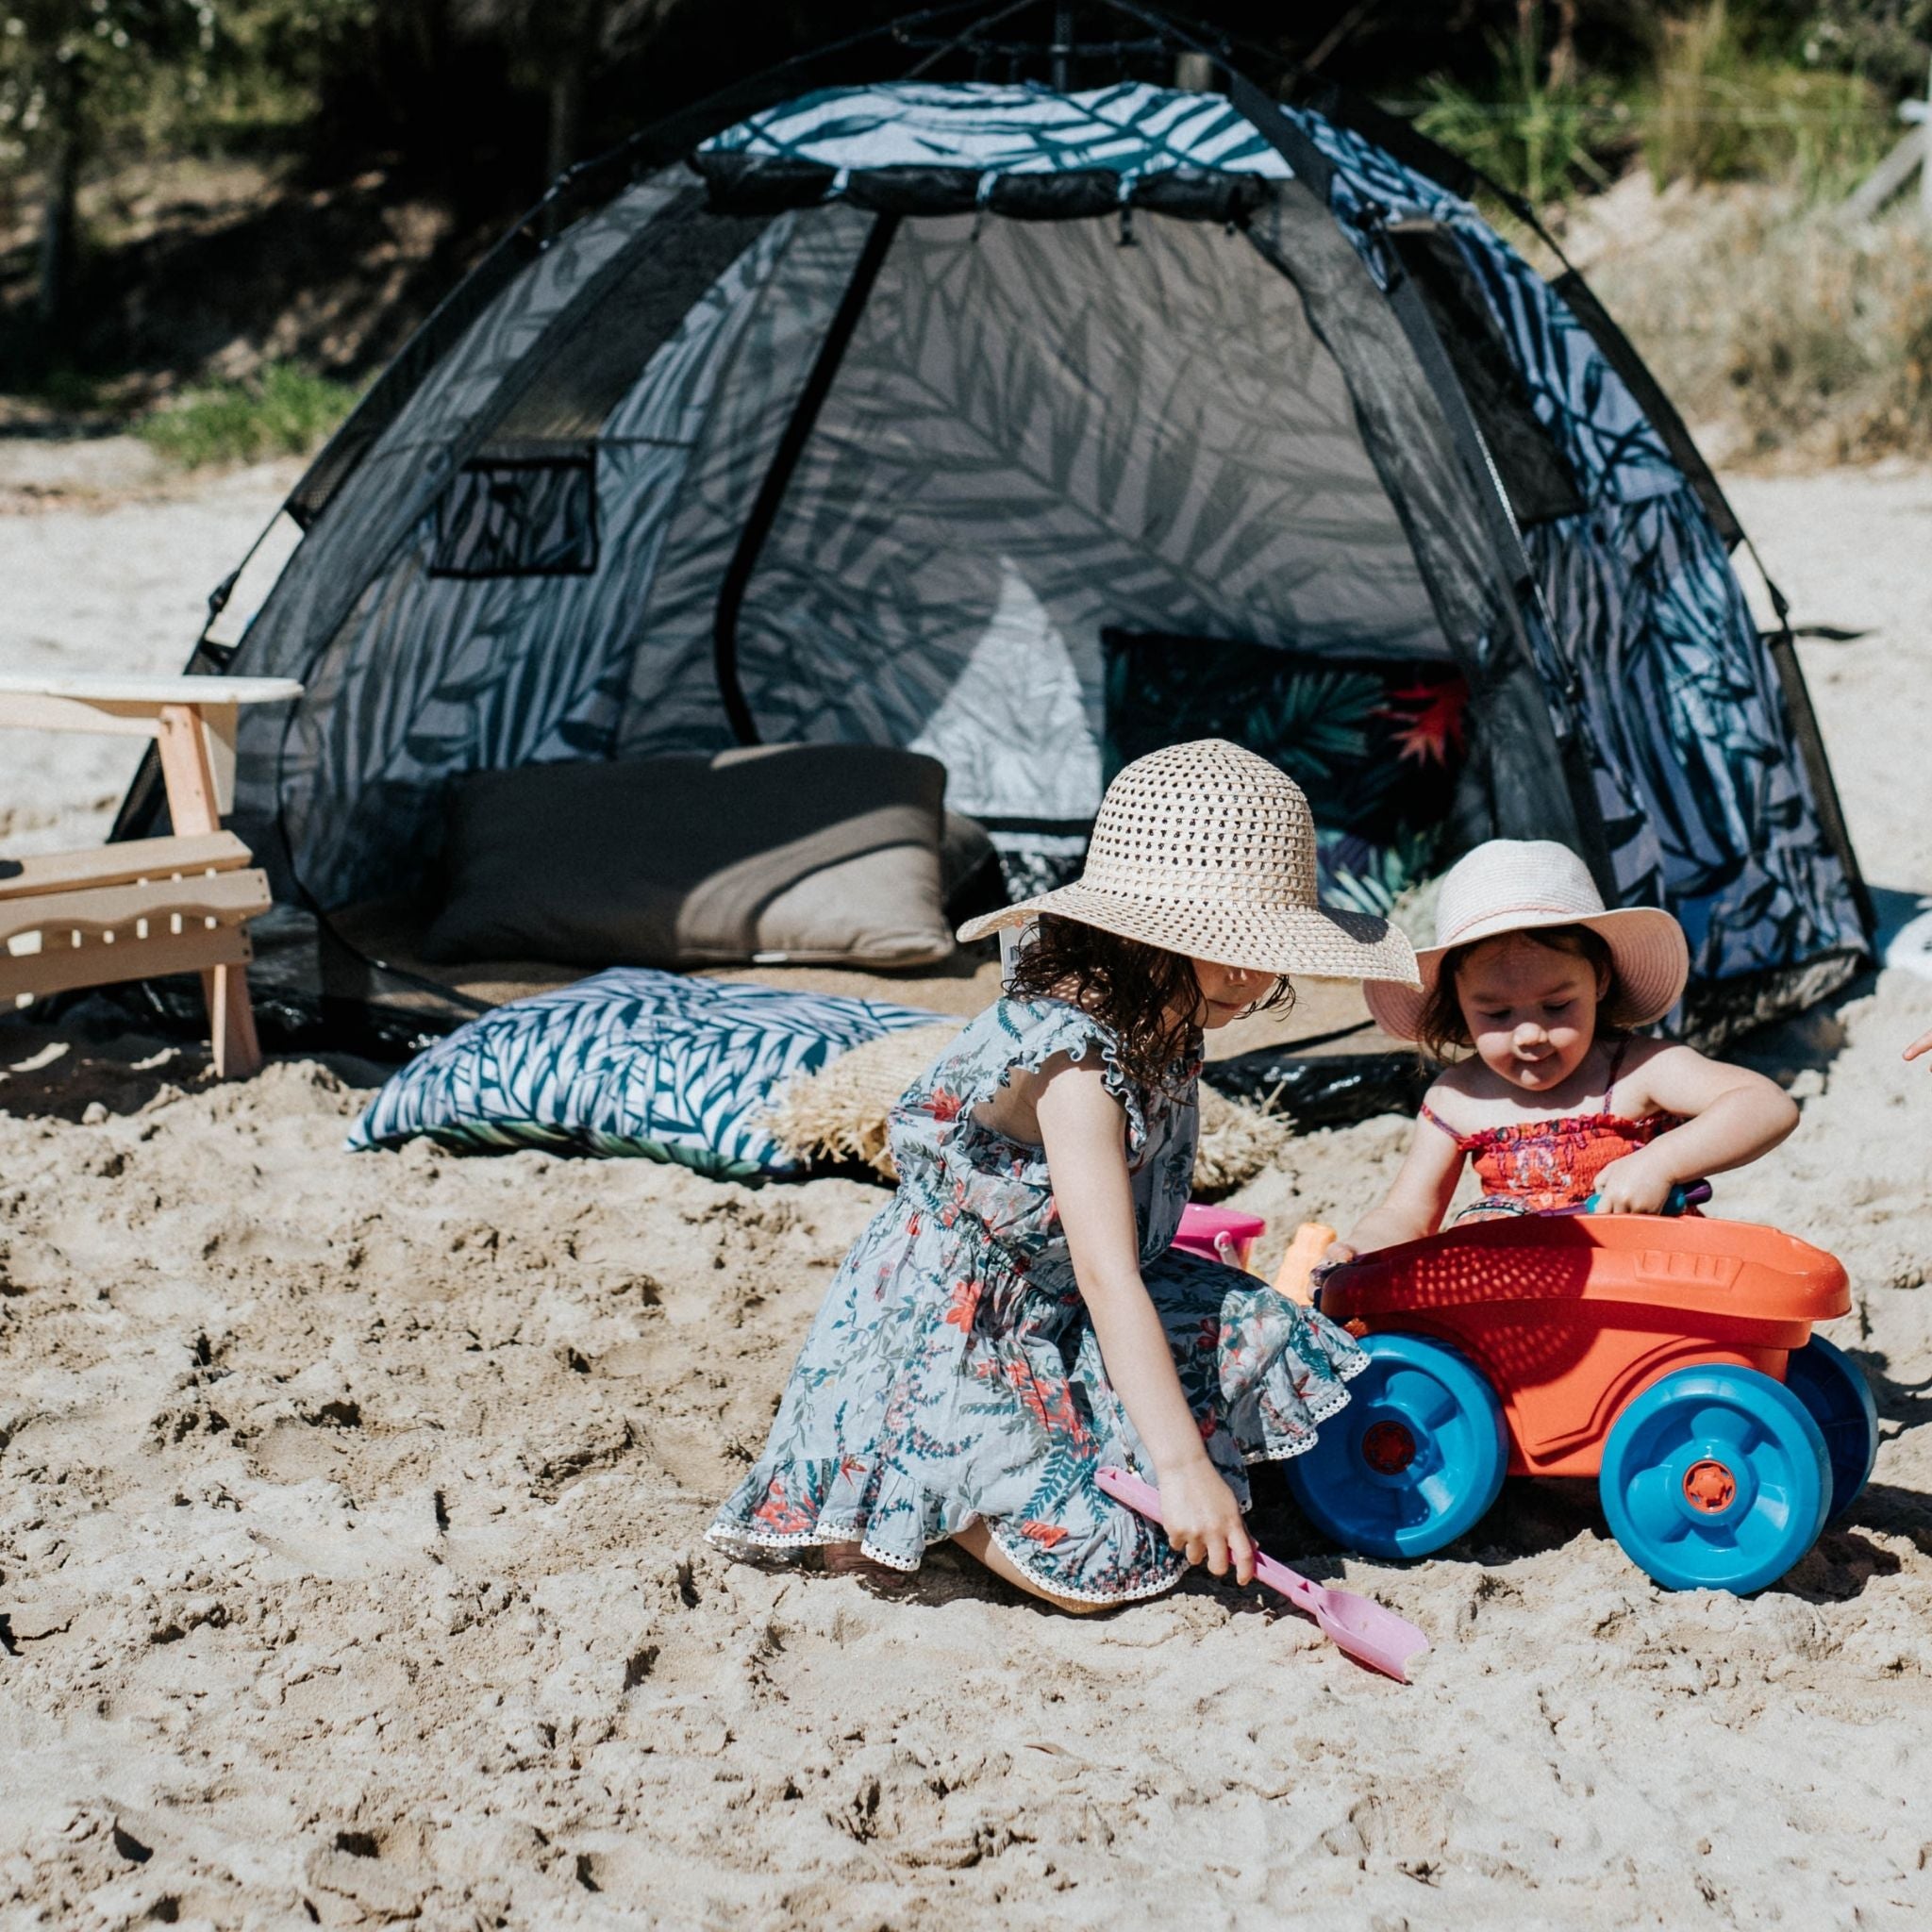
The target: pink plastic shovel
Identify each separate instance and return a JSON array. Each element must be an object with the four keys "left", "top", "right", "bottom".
[{"left": 1095, "top": 1465, "right": 1430, "bottom": 1684}]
